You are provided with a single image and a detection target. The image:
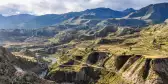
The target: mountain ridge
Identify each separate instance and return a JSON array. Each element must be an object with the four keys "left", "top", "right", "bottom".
[
  {"left": 0, "top": 7, "right": 135, "bottom": 29},
  {"left": 127, "top": 3, "right": 168, "bottom": 23},
  {"left": 1, "top": 3, "right": 168, "bottom": 29}
]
